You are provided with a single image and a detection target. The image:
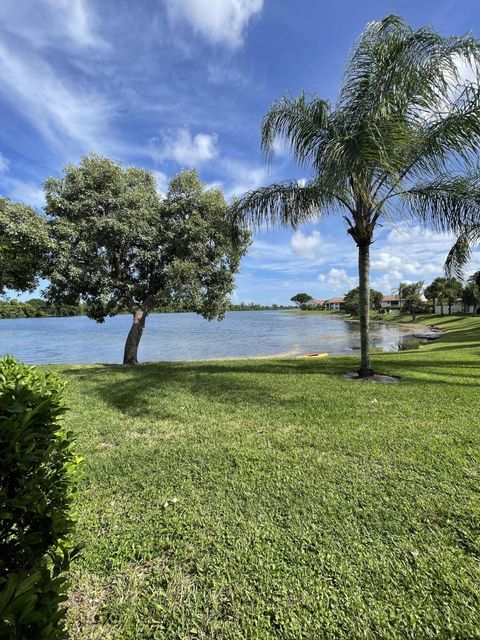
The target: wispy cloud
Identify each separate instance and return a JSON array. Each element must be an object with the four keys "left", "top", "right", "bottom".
[
  {"left": 0, "top": 0, "right": 105, "bottom": 50},
  {"left": 0, "top": 0, "right": 115, "bottom": 160},
  {"left": 0, "top": 174, "right": 45, "bottom": 208},
  {"left": 0, "top": 152, "right": 9, "bottom": 173}
]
